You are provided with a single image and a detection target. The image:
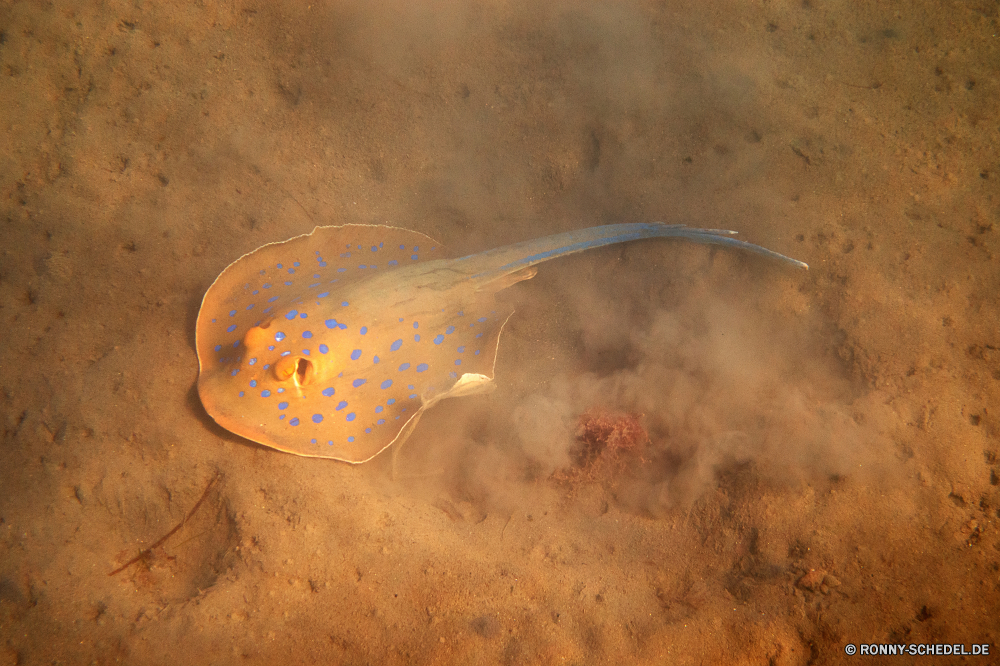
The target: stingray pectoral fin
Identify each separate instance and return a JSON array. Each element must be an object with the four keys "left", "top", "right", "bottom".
[
  {"left": 390, "top": 373, "right": 495, "bottom": 478},
  {"left": 446, "top": 372, "right": 496, "bottom": 397},
  {"left": 422, "top": 373, "right": 495, "bottom": 411},
  {"left": 478, "top": 266, "right": 538, "bottom": 293},
  {"left": 389, "top": 405, "right": 426, "bottom": 478}
]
